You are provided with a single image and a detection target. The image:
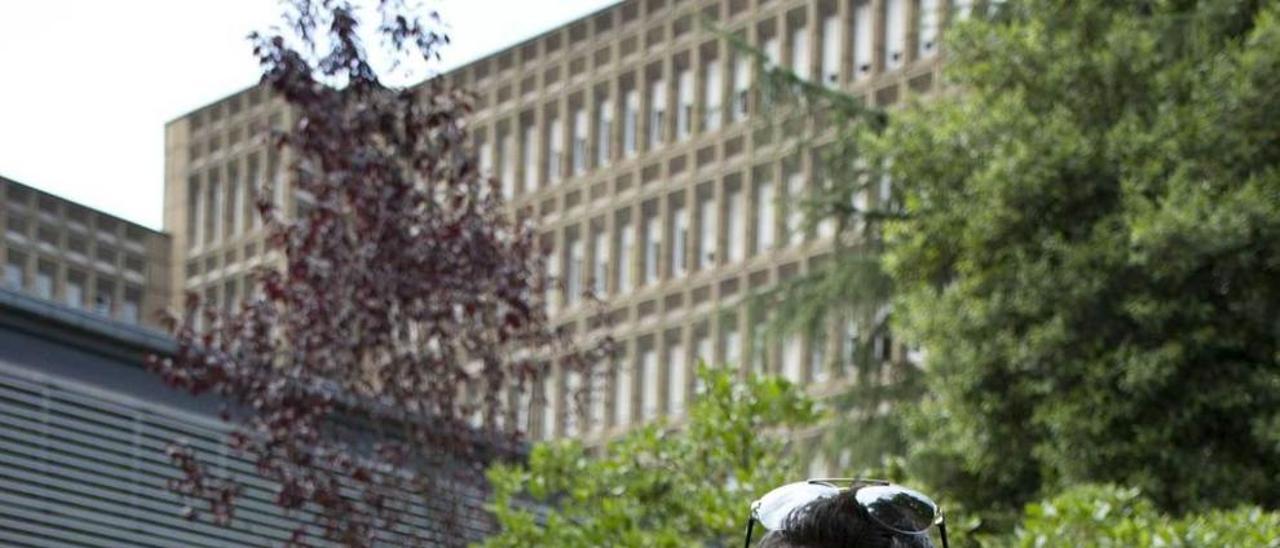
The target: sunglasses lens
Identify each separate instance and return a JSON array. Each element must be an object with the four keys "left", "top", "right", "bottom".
[
  {"left": 855, "top": 485, "right": 939, "bottom": 534},
  {"left": 752, "top": 481, "right": 841, "bottom": 531}
]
